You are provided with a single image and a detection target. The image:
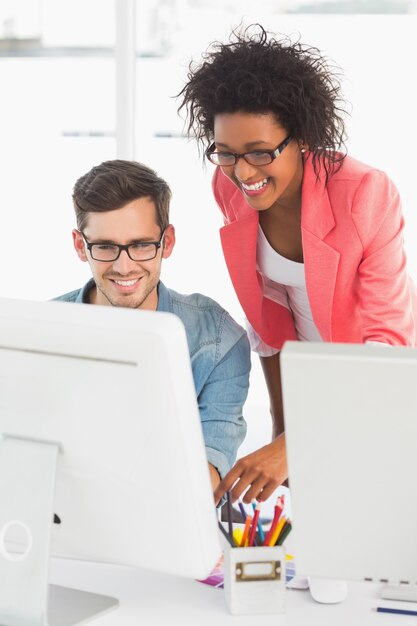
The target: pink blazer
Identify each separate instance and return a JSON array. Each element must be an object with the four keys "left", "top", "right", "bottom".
[{"left": 213, "top": 154, "right": 417, "bottom": 349}]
